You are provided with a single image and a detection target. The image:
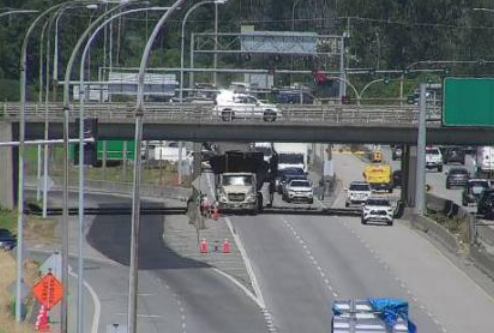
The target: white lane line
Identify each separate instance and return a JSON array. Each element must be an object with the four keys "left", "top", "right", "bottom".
[
  {"left": 212, "top": 268, "right": 263, "bottom": 309},
  {"left": 68, "top": 266, "right": 101, "bottom": 333},
  {"left": 224, "top": 217, "right": 266, "bottom": 308}
]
